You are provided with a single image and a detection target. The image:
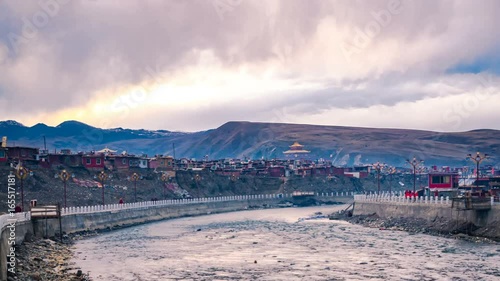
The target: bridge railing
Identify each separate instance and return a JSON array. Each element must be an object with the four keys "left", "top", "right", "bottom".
[
  {"left": 59, "top": 192, "right": 354, "bottom": 216},
  {"left": 354, "top": 193, "right": 453, "bottom": 206}
]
